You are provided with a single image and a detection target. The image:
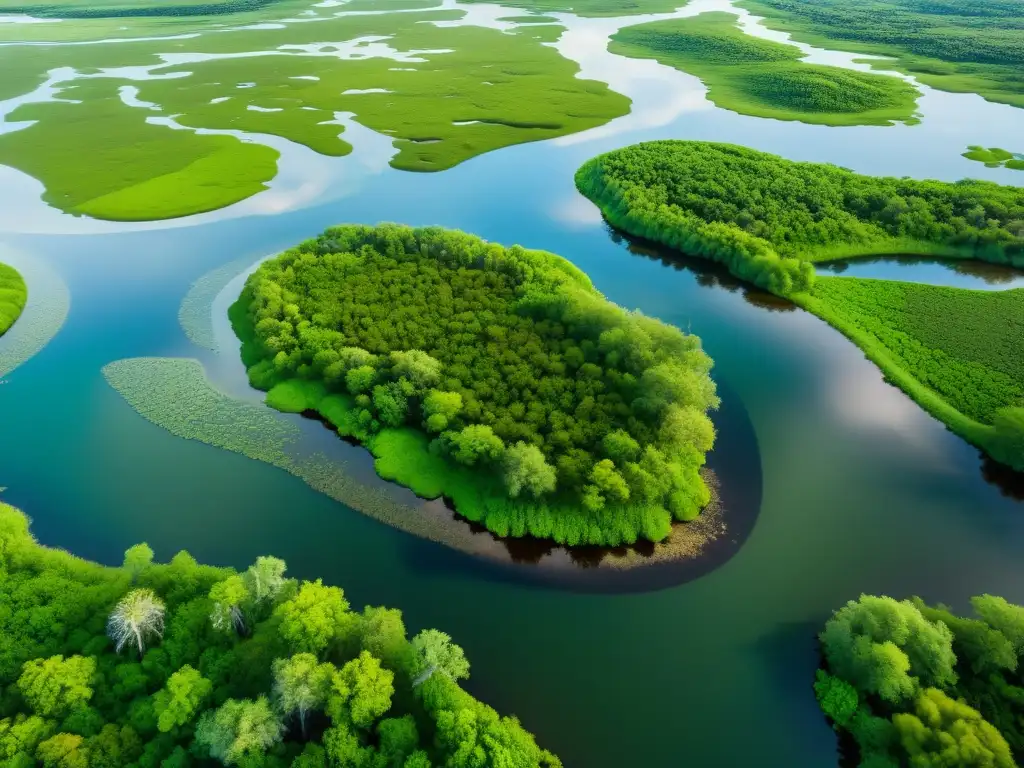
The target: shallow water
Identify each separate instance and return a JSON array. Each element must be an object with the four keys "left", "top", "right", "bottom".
[{"left": 1, "top": 2, "right": 1023, "bottom": 766}]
